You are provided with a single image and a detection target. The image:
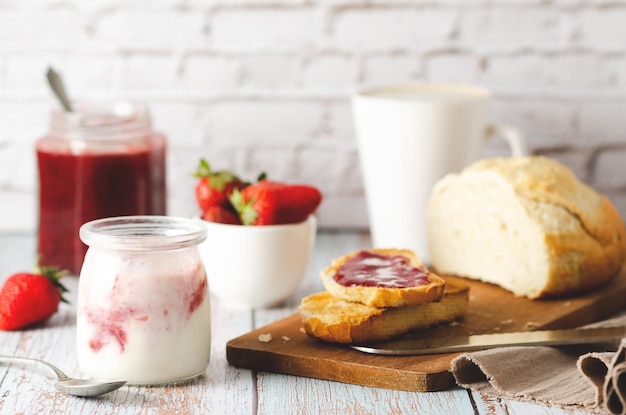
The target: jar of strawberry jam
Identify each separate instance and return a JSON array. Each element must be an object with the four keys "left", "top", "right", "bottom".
[{"left": 36, "top": 102, "right": 167, "bottom": 275}]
